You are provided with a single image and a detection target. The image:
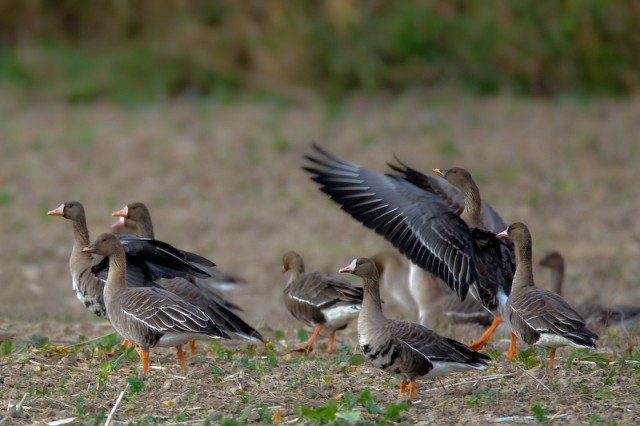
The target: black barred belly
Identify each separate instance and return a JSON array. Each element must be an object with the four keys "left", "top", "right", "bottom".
[{"left": 361, "top": 339, "right": 433, "bottom": 377}]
